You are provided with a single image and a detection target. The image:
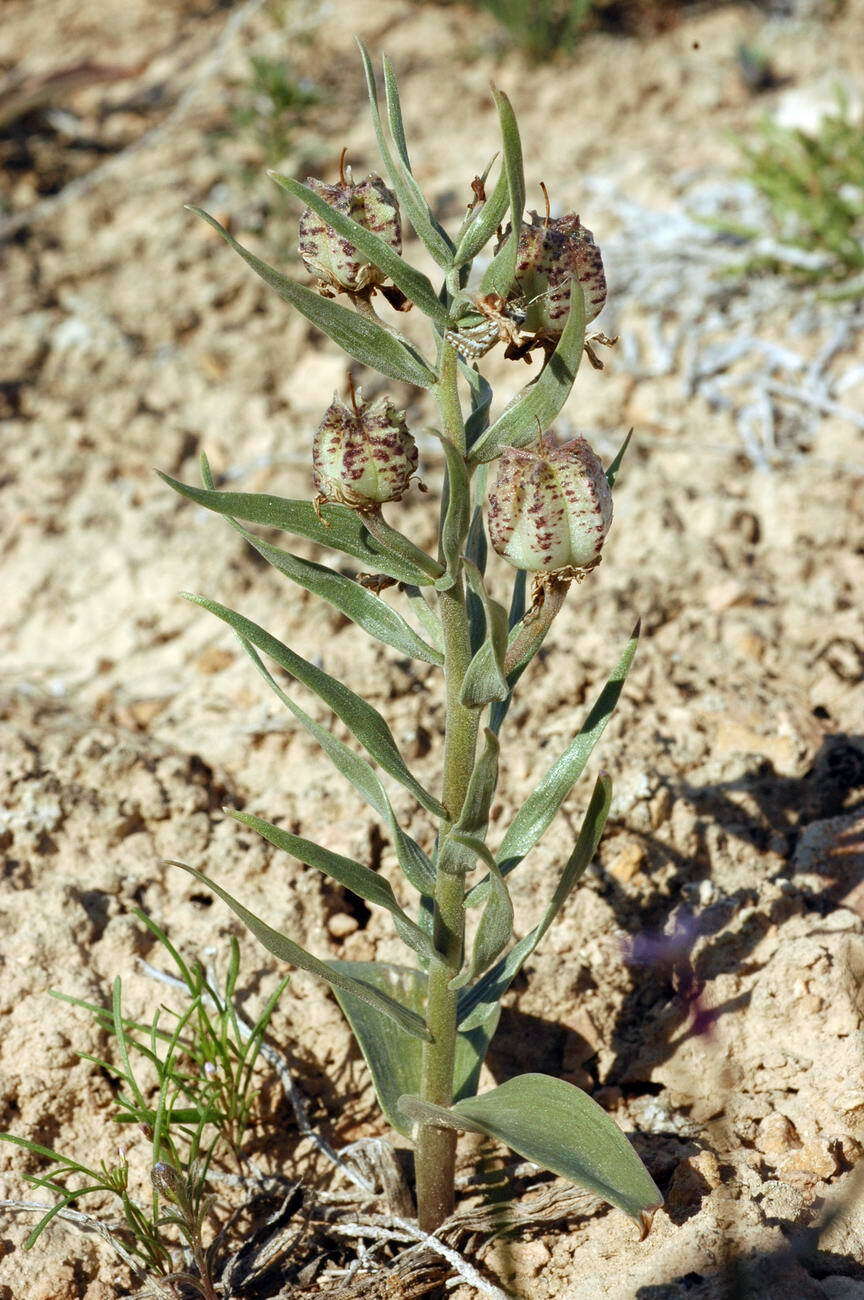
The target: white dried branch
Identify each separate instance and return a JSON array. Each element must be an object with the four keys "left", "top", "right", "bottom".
[
  {"left": 0, "top": 1199, "right": 176, "bottom": 1297},
  {"left": 329, "top": 1215, "right": 510, "bottom": 1300}
]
